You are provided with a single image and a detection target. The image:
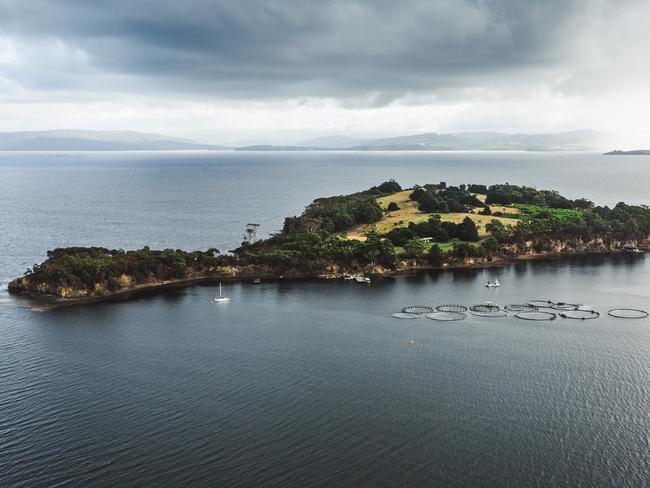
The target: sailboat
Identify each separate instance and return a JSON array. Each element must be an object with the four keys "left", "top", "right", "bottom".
[
  {"left": 213, "top": 282, "right": 231, "bottom": 303},
  {"left": 485, "top": 278, "right": 501, "bottom": 288}
]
